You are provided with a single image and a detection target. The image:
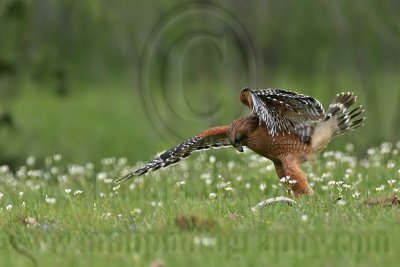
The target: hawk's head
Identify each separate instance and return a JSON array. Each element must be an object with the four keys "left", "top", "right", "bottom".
[{"left": 227, "top": 115, "right": 259, "bottom": 152}]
